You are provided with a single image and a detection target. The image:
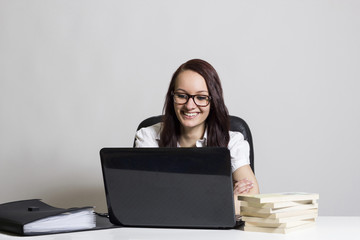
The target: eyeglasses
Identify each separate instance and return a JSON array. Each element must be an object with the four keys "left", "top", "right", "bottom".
[{"left": 172, "top": 91, "right": 212, "bottom": 107}]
